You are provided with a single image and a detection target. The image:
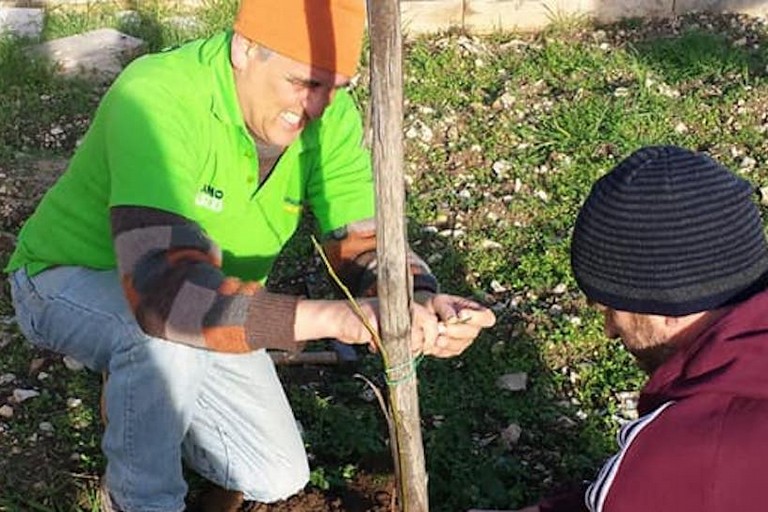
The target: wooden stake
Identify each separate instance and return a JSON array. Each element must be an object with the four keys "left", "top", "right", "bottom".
[{"left": 366, "top": 1, "right": 429, "bottom": 511}]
